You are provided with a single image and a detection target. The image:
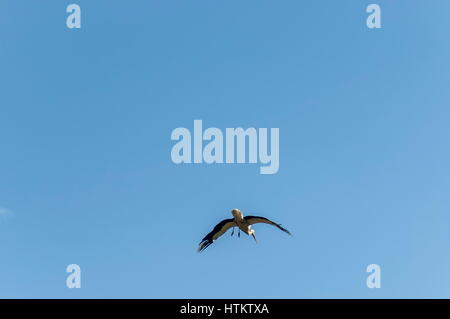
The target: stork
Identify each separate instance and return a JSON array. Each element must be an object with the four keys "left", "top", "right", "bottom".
[{"left": 197, "top": 209, "right": 291, "bottom": 252}]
